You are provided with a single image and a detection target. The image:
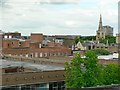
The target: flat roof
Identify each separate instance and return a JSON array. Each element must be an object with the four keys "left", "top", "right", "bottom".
[
  {"left": 98, "top": 54, "right": 118, "bottom": 60},
  {"left": 0, "top": 59, "right": 64, "bottom": 71}
]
